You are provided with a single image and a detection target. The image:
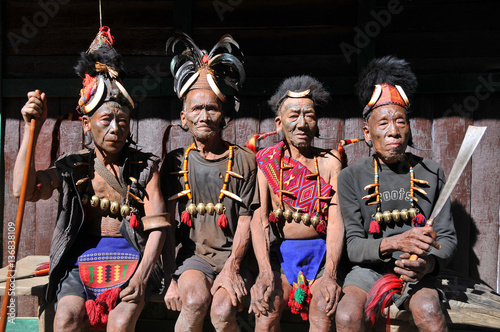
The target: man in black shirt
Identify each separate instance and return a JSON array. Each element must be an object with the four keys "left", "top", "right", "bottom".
[{"left": 336, "top": 56, "right": 457, "bottom": 332}]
